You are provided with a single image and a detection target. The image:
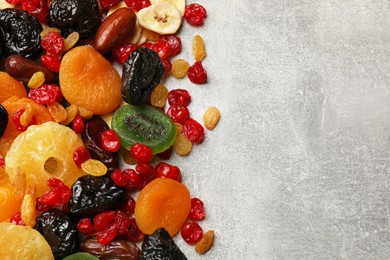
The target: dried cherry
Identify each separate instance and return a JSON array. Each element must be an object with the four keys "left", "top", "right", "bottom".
[
  {"left": 183, "top": 118, "right": 204, "bottom": 143},
  {"left": 184, "top": 3, "right": 207, "bottom": 26}
]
